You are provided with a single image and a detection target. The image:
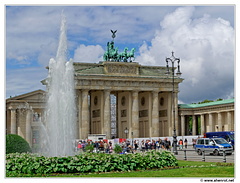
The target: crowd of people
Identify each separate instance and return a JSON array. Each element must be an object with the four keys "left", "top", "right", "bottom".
[
  {"left": 75, "top": 137, "right": 191, "bottom": 154},
  {"left": 76, "top": 140, "right": 113, "bottom": 153}
]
